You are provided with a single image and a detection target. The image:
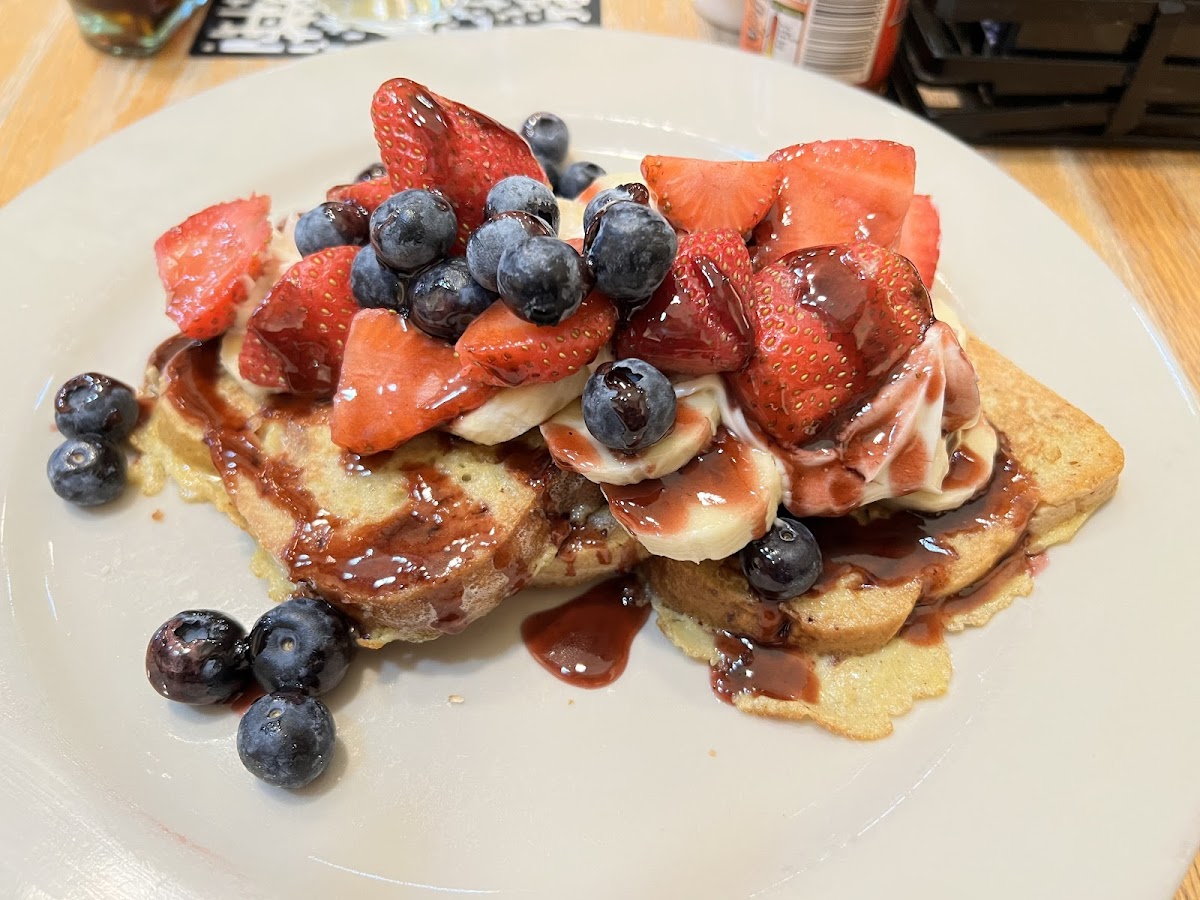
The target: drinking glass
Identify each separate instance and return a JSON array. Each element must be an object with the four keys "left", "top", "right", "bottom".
[
  {"left": 68, "top": 0, "right": 209, "bottom": 56},
  {"left": 316, "top": 0, "right": 457, "bottom": 34}
]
